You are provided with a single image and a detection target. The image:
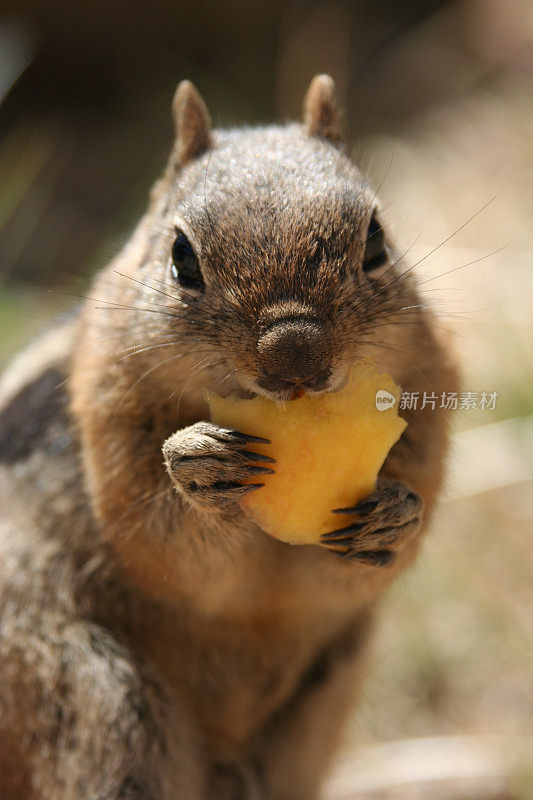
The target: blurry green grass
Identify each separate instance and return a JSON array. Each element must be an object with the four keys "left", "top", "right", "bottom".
[{"left": 0, "top": 287, "right": 63, "bottom": 367}]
